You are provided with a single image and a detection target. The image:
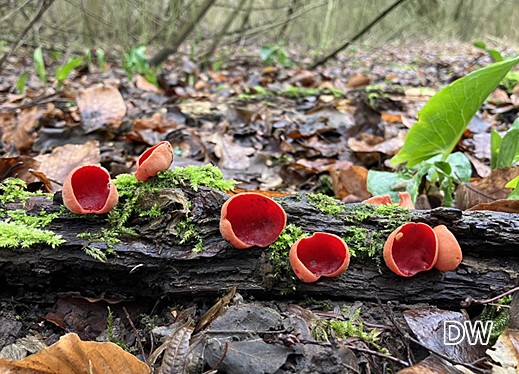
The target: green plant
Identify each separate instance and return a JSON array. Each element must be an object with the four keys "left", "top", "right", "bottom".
[
  {"left": 506, "top": 176, "right": 519, "bottom": 200},
  {"left": 16, "top": 72, "right": 29, "bottom": 95},
  {"left": 259, "top": 45, "right": 292, "bottom": 67},
  {"left": 473, "top": 40, "right": 504, "bottom": 62},
  {"left": 122, "top": 46, "right": 158, "bottom": 86},
  {"left": 55, "top": 57, "right": 83, "bottom": 90},
  {"left": 311, "top": 307, "right": 387, "bottom": 353},
  {"left": 391, "top": 56, "right": 519, "bottom": 168},
  {"left": 96, "top": 48, "right": 107, "bottom": 70},
  {"left": 33, "top": 47, "right": 47, "bottom": 85},
  {"left": 491, "top": 118, "right": 519, "bottom": 169}
]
